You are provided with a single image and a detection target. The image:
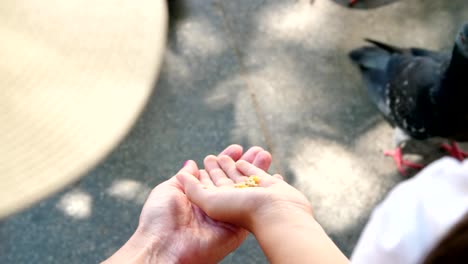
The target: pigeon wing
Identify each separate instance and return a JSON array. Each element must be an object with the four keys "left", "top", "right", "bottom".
[{"left": 386, "top": 55, "right": 442, "bottom": 139}]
